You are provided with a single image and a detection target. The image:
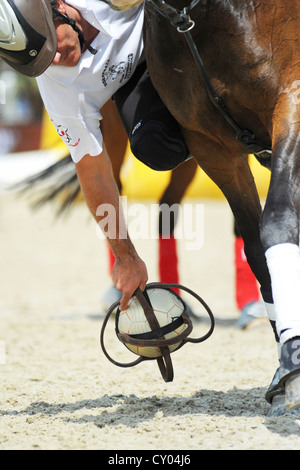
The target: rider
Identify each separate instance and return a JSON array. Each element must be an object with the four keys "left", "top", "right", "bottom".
[{"left": 0, "top": 0, "right": 193, "bottom": 310}]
